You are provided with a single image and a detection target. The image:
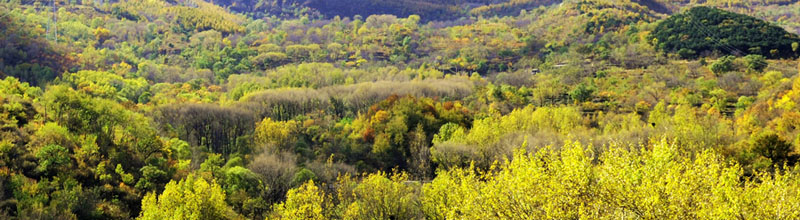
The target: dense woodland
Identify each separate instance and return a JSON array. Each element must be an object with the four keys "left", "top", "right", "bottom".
[{"left": 4, "top": 0, "right": 800, "bottom": 219}]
